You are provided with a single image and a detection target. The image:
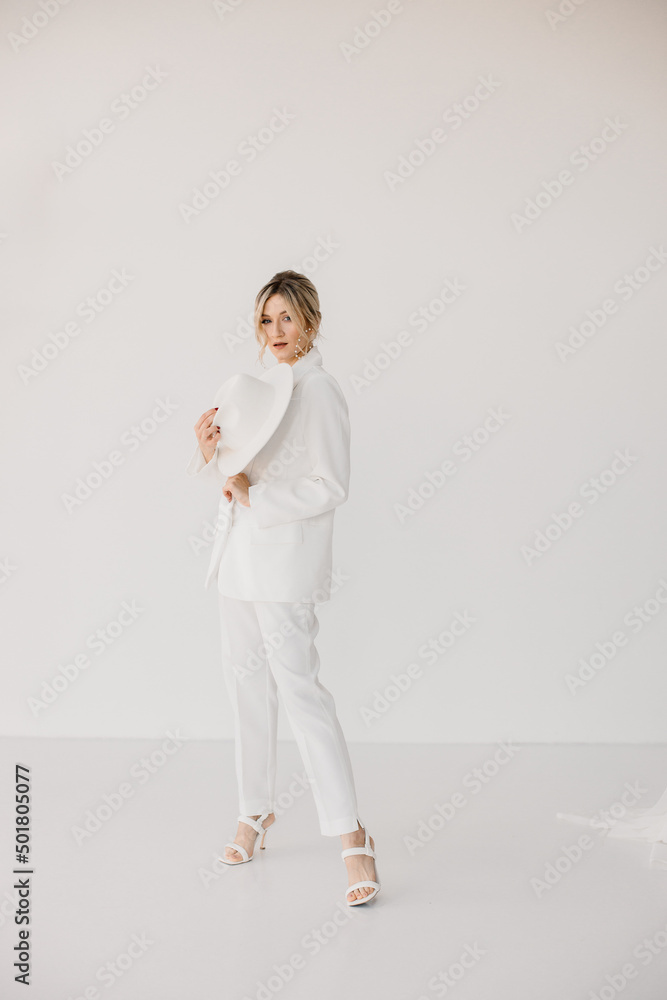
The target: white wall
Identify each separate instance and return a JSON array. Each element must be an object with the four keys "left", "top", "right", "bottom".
[{"left": 2, "top": 0, "right": 666, "bottom": 742}]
